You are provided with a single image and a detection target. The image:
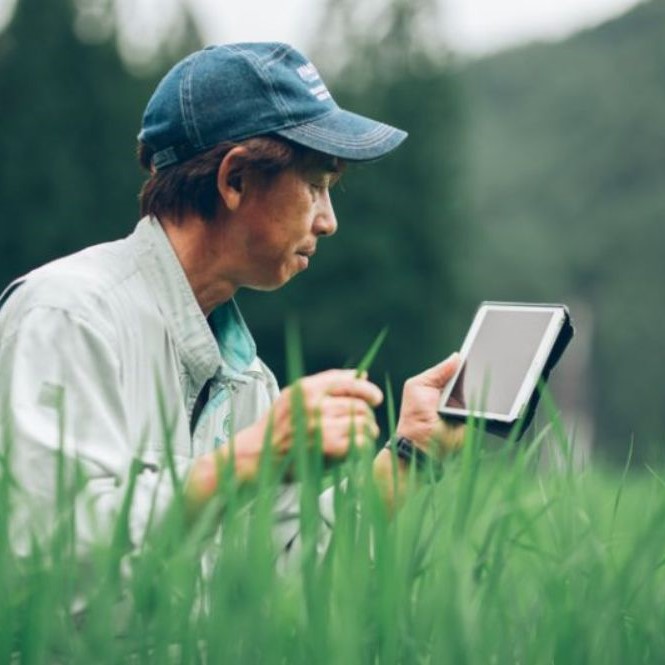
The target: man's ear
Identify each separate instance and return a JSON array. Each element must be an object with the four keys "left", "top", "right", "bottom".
[{"left": 217, "top": 147, "right": 249, "bottom": 211}]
